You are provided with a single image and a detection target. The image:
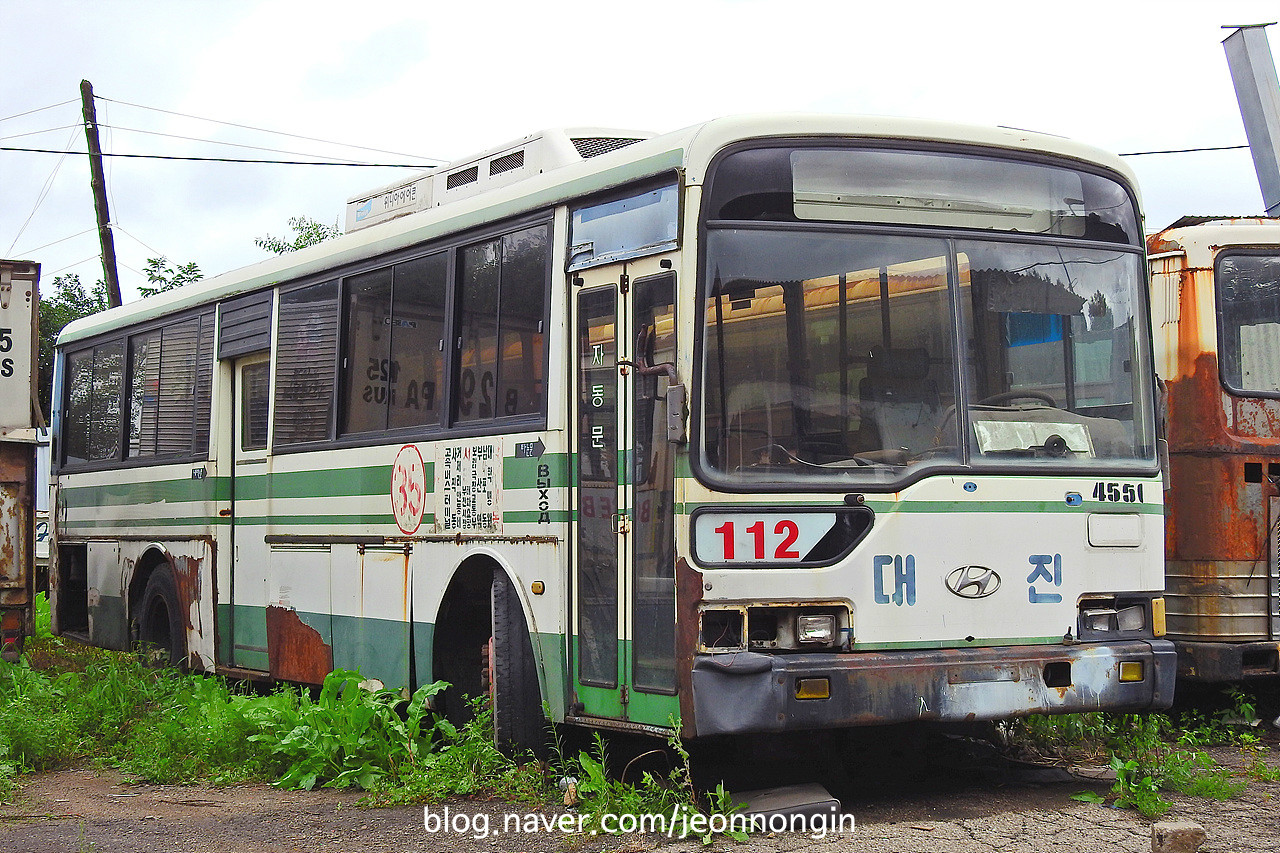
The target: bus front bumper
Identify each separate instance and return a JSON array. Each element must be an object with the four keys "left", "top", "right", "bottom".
[{"left": 690, "top": 639, "right": 1176, "bottom": 736}]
